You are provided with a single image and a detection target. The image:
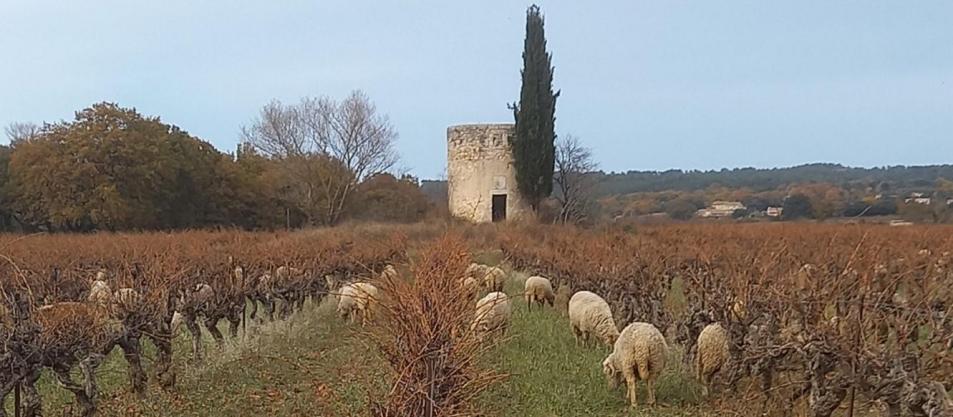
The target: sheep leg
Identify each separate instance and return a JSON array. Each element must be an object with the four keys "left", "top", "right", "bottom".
[
  {"left": 204, "top": 317, "right": 225, "bottom": 349},
  {"left": 571, "top": 325, "right": 582, "bottom": 346},
  {"left": 185, "top": 315, "right": 203, "bottom": 363},
  {"left": 20, "top": 369, "right": 42, "bottom": 417},
  {"left": 638, "top": 362, "right": 656, "bottom": 406},
  {"left": 623, "top": 366, "right": 639, "bottom": 408},
  {"left": 118, "top": 335, "right": 147, "bottom": 396}
]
